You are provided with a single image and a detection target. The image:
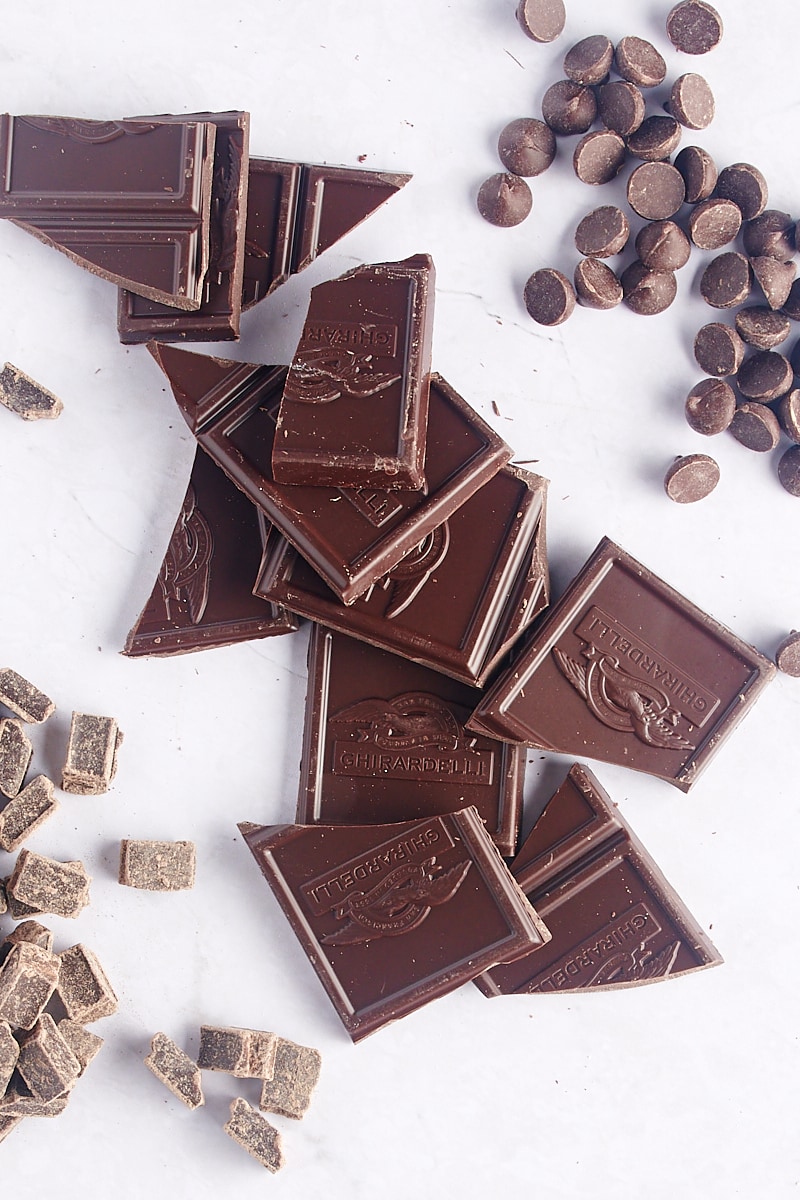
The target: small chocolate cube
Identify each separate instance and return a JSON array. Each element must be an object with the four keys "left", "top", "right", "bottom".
[
  {"left": 0, "top": 1019, "right": 19, "bottom": 1094},
  {"left": 62, "top": 713, "right": 122, "bottom": 795},
  {"left": 144, "top": 1032, "right": 204, "bottom": 1110},
  {"left": 57, "top": 1019, "right": 103, "bottom": 1075},
  {"left": 197, "top": 1025, "right": 277, "bottom": 1079},
  {"left": 224, "top": 1097, "right": 284, "bottom": 1173},
  {"left": 0, "top": 775, "right": 58, "bottom": 852},
  {"left": 6, "top": 850, "right": 91, "bottom": 919},
  {"left": 57, "top": 944, "right": 117, "bottom": 1023},
  {"left": 258, "top": 1037, "right": 322, "bottom": 1119},
  {"left": 0, "top": 669, "right": 55, "bottom": 723},
  {"left": 0, "top": 719, "right": 33, "bottom": 798},
  {"left": 2, "top": 920, "right": 54, "bottom": 953},
  {"left": 0, "top": 364, "right": 63, "bottom": 420},
  {"left": 118, "top": 839, "right": 196, "bottom": 891},
  {"left": 17, "top": 1012, "right": 82, "bottom": 1102},
  {"left": 0, "top": 942, "right": 60, "bottom": 1030}
]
